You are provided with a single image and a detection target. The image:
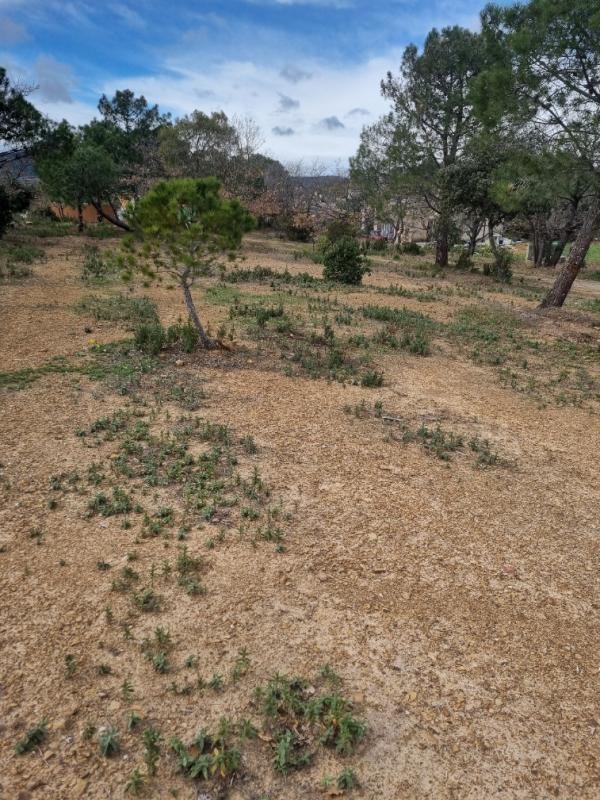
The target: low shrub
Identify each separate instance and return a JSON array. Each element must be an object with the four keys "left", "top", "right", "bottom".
[
  {"left": 135, "top": 321, "right": 166, "bottom": 355},
  {"left": 323, "top": 237, "right": 371, "bottom": 285},
  {"left": 167, "top": 320, "right": 199, "bottom": 352}
]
